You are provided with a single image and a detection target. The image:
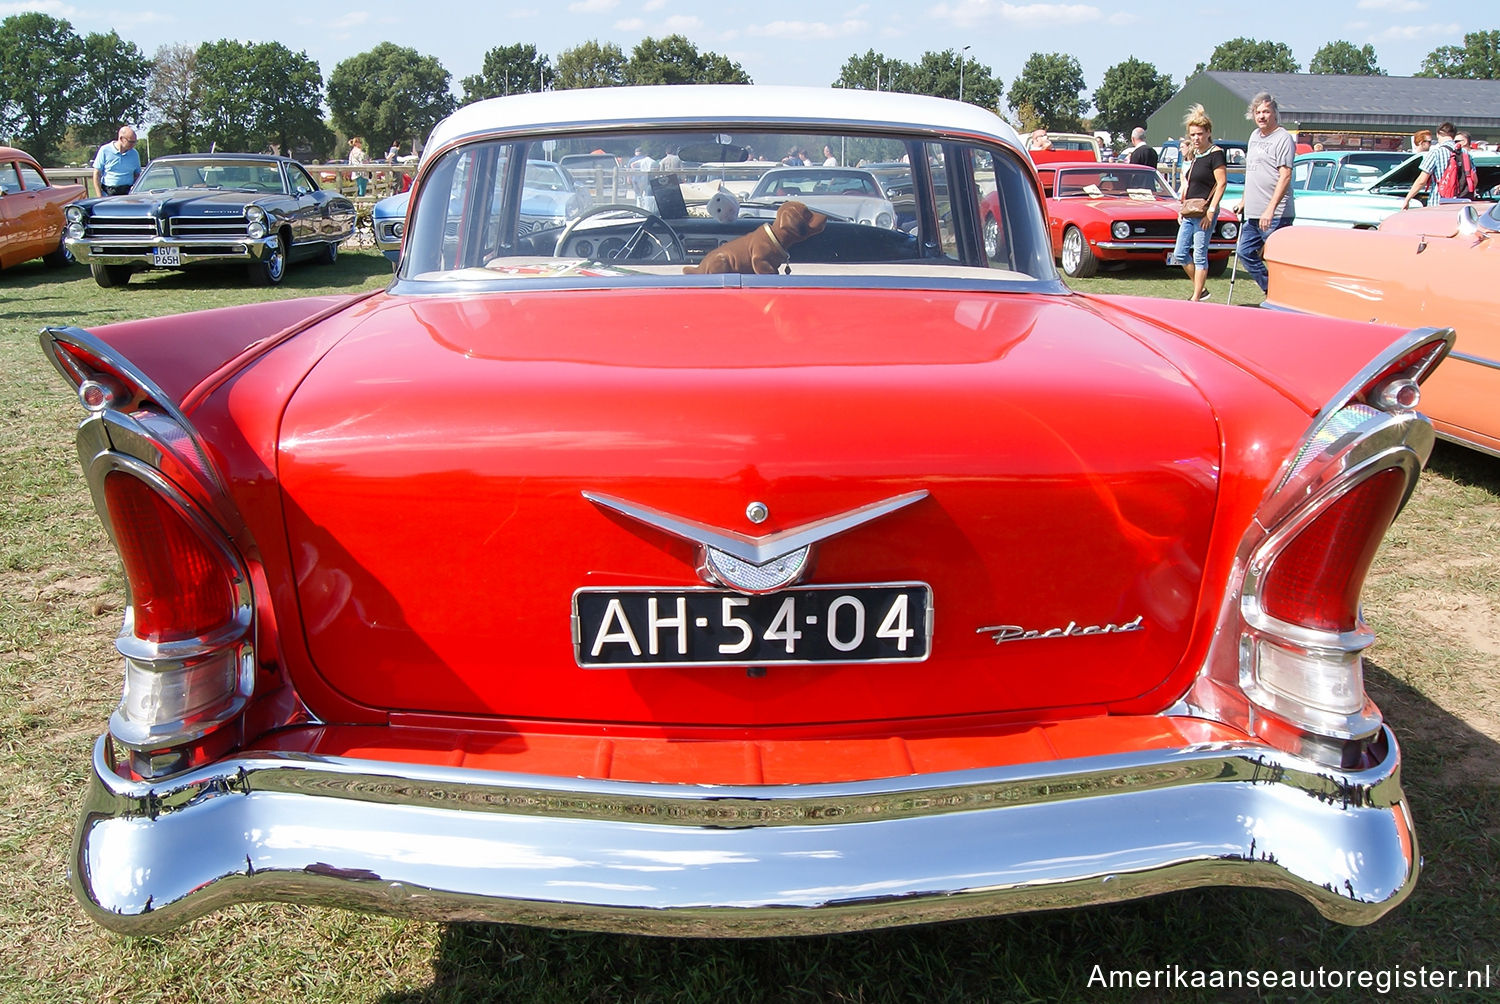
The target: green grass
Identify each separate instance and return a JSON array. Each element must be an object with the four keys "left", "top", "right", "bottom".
[{"left": 1, "top": 254, "right": 1496, "bottom": 1003}]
